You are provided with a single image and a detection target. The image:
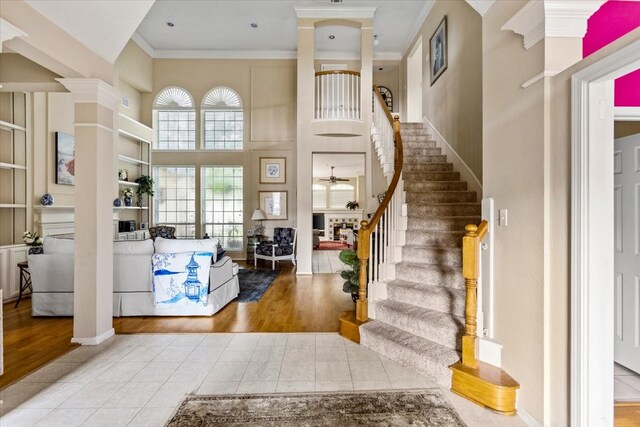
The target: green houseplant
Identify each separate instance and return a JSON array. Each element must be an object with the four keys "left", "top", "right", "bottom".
[
  {"left": 135, "top": 175, "right": 154, "bottom": 206},
  {"left": 339, "top": 249, "right": 360, "bottom": 302},
  {"left": 345, "top": 200, "right": 359, "bottom": 210}
]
